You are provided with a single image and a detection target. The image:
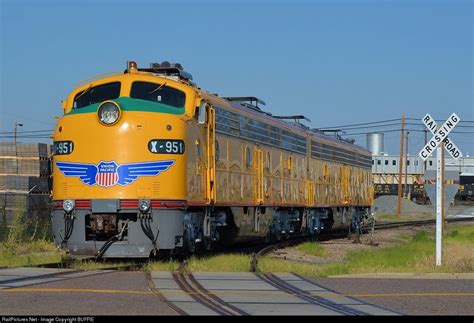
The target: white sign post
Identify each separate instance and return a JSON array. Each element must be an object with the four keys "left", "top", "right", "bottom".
[{"left": 418, "top": 112, "right": 462, "bottom": 266}]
